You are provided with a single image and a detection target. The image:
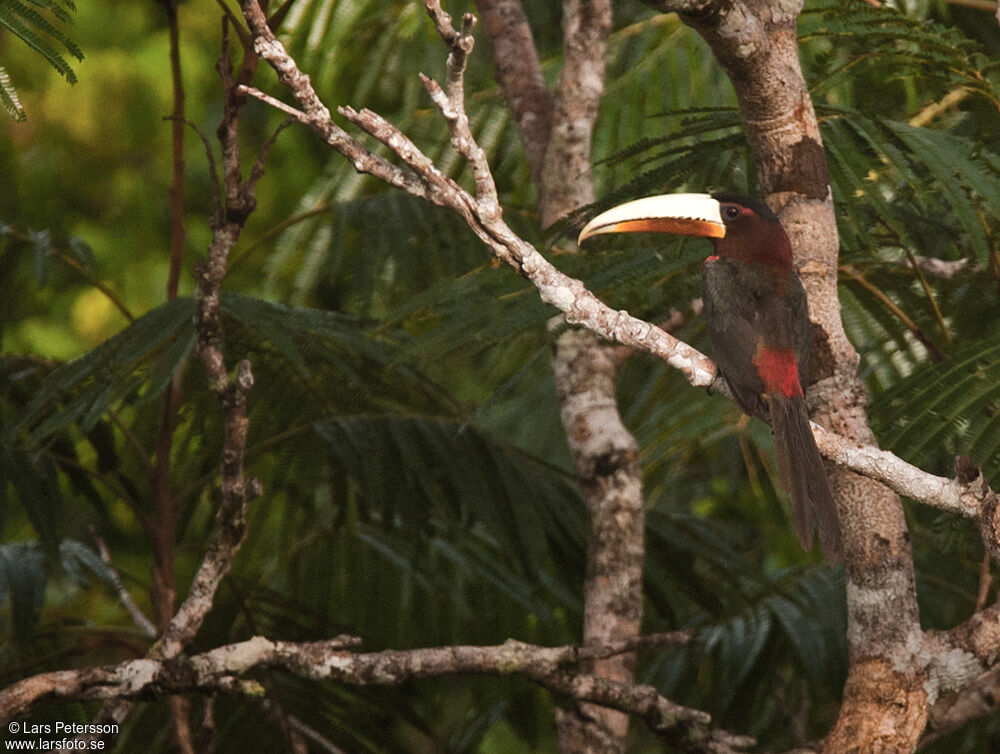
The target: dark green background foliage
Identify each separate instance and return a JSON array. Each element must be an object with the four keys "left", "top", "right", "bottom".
[{"left": 2, "top": 0, "right": 1000, "bottom": 750}]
